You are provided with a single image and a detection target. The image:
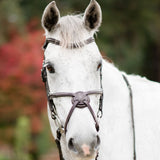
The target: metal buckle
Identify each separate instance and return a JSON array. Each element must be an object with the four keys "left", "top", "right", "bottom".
[{"left": 97, "top": 110, "right": 103, "bottom": 118}]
